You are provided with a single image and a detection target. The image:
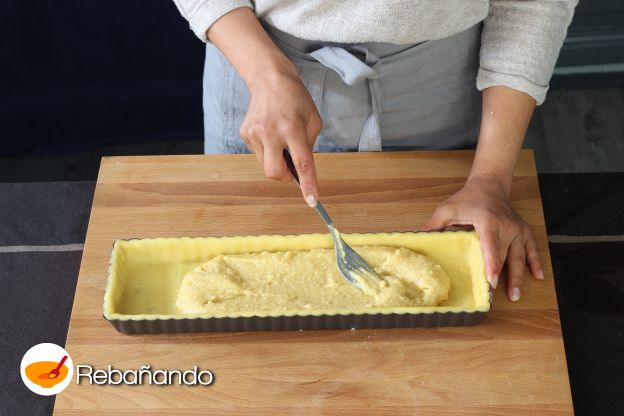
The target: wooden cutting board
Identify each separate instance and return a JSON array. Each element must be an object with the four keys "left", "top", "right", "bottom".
[{"left": 54, "top": 150, "right": 573, "bottom": 415}]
